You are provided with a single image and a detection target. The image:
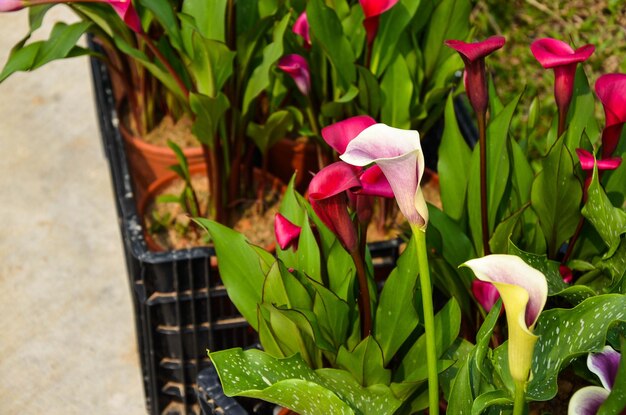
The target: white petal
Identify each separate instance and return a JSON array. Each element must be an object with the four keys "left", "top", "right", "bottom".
[{"left": 568, "top": 386, "right": 609, "bottom": 415}]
